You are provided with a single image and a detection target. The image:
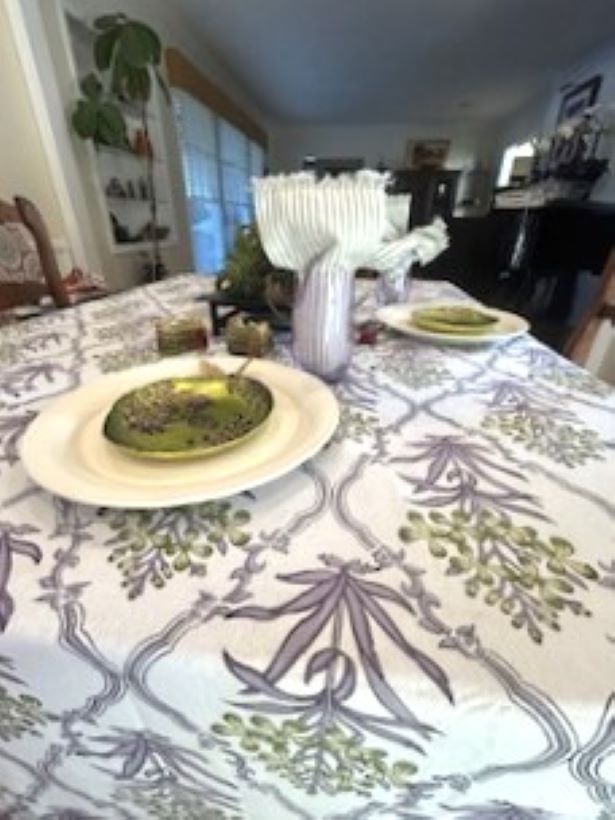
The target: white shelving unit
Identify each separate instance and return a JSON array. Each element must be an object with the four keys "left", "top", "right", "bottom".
[{"left": 65, "top": 12, "right": 177, "bottom": 256}]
